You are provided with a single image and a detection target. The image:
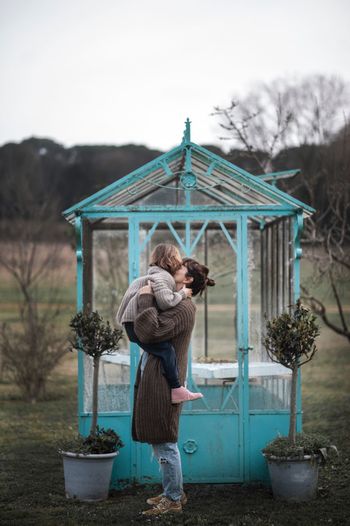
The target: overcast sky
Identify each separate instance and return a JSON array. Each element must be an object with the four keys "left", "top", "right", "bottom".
[{"left": 1, "top": 0, "right": 349, "bottom": 151}]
